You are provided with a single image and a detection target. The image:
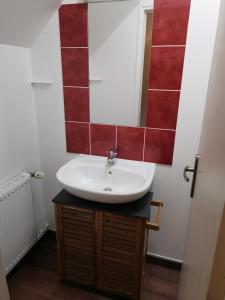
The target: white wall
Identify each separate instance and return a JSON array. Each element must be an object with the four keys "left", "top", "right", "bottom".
[
  {"left": 149, "top": 0, "right": 221, "bottom": 261},
  {"left": 30, "top": 0, "right": 220, "bottom": 261},
  {"left": 0, "top": 45, "right": 41, "bottom": 184},
  {"left": 0, "top": 0, "right": 62, "bottom": 47},
  {"left": 0, "top": 44, "right": 47, "bottom": 237},
  {"left": 89, "top": 0, "right": 140, "bottom": 126},
  {"left": 30, "top": 15, "right": 76, "bottom": 224}
]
